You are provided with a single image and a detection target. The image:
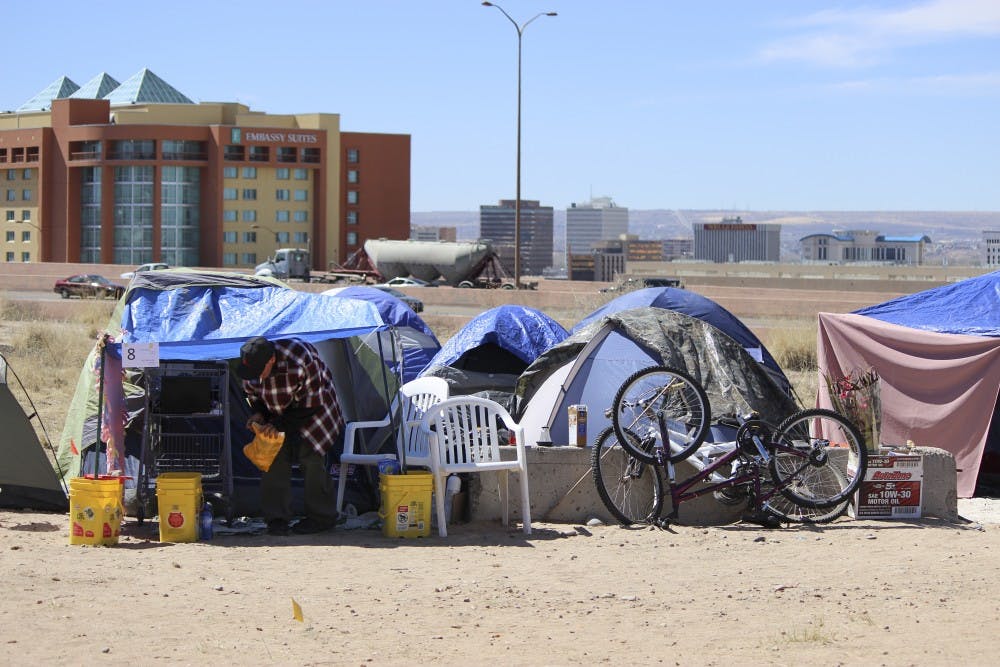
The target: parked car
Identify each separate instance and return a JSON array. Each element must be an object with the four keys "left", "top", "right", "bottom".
[
  {"left": 371, "top": 285, "right": 424, "bottom": 313},
  {"left": 120, "top": 262, "right": 170, "bottom": 280},
  {"left": 384, "top": 276, "right": 431, "bottom": 287},
  {"left": 53, "top": 274, "right": 126, "bottom": 300}
]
